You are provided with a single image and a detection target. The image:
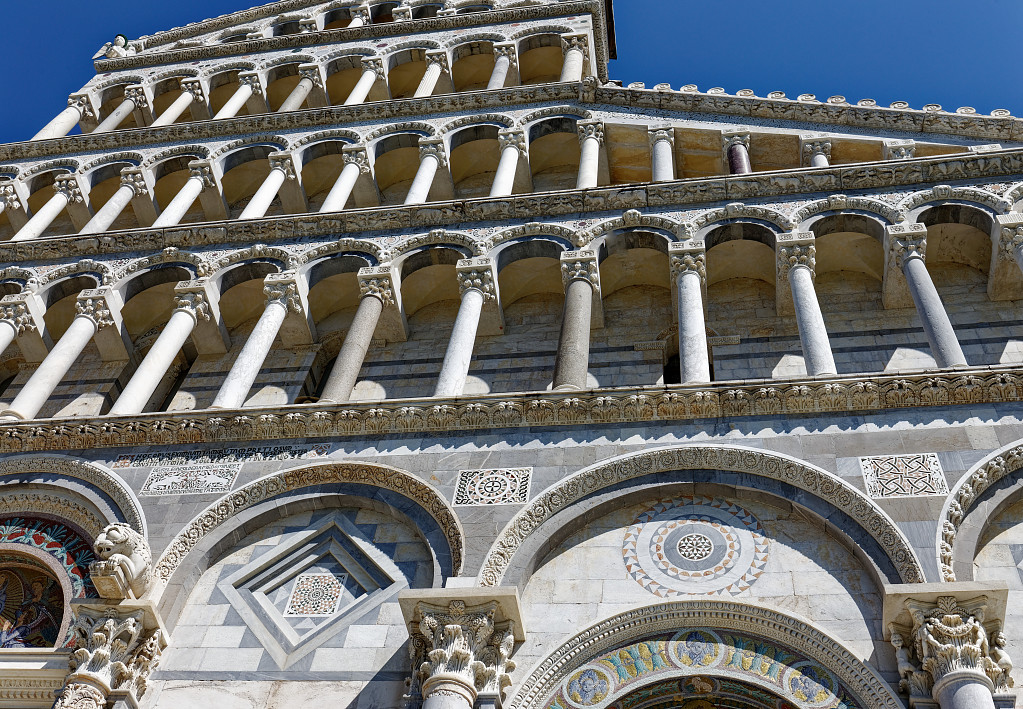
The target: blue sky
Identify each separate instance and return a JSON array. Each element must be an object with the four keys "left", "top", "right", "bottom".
[{"left": 1, "top": 0, "right": 1021, "bottom": 143}]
